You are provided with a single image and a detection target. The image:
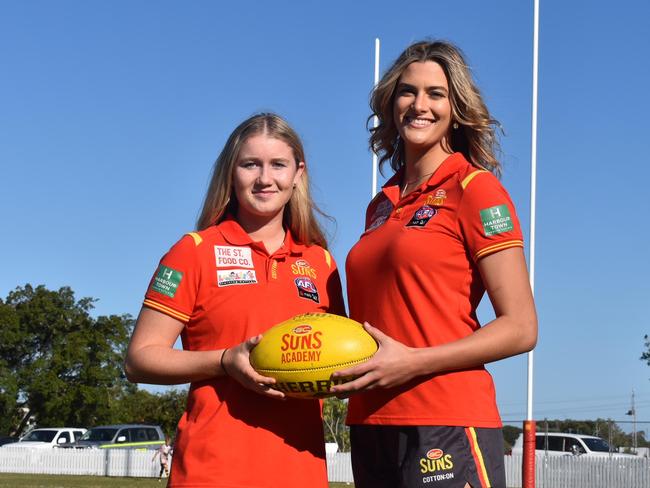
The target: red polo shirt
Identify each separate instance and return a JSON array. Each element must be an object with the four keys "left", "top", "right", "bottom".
[
  {"left": 346, "top": 153, "right": 523, "bottom": 428},
  {"left": 143, "top": 216, "right": 345, "bottom": 488}
]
